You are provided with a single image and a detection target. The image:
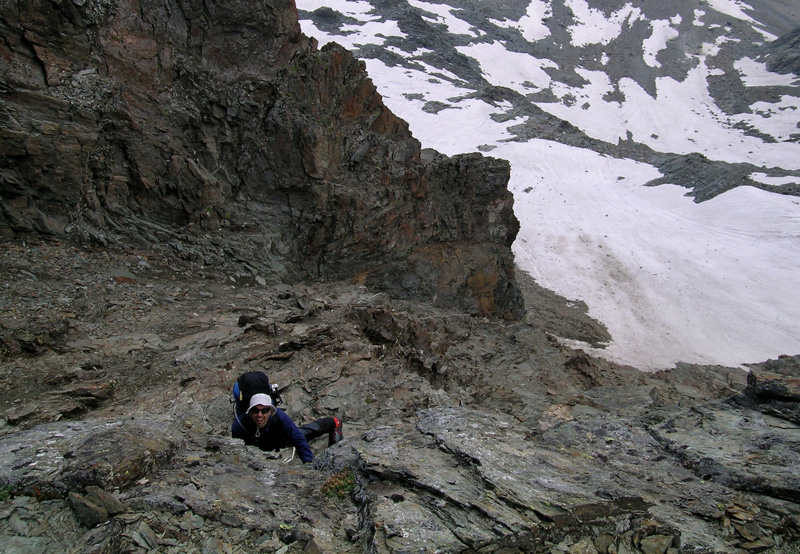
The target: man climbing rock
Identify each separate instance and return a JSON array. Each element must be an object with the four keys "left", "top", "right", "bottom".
[{"left": 231, "top": 393, "right": 343, "bottom": 463}]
